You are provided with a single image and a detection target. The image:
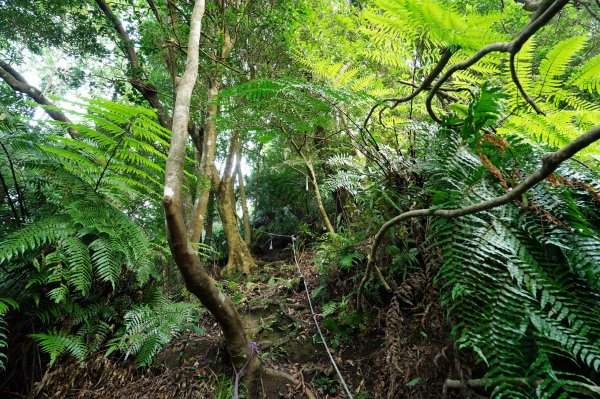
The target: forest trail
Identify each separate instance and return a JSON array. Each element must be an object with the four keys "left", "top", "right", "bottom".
[{"left": 25, "top": 247, "right": 458, "bottom": 399}]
